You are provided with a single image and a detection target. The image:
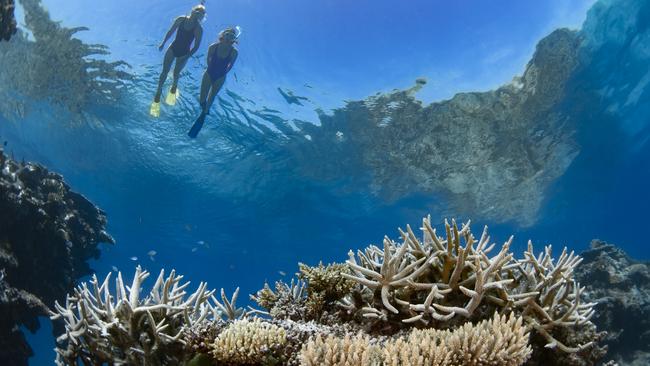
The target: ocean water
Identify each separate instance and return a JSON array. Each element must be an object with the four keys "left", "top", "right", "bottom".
[{"left": 0, "top": 0, "right": 648, "bottom": 364}]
